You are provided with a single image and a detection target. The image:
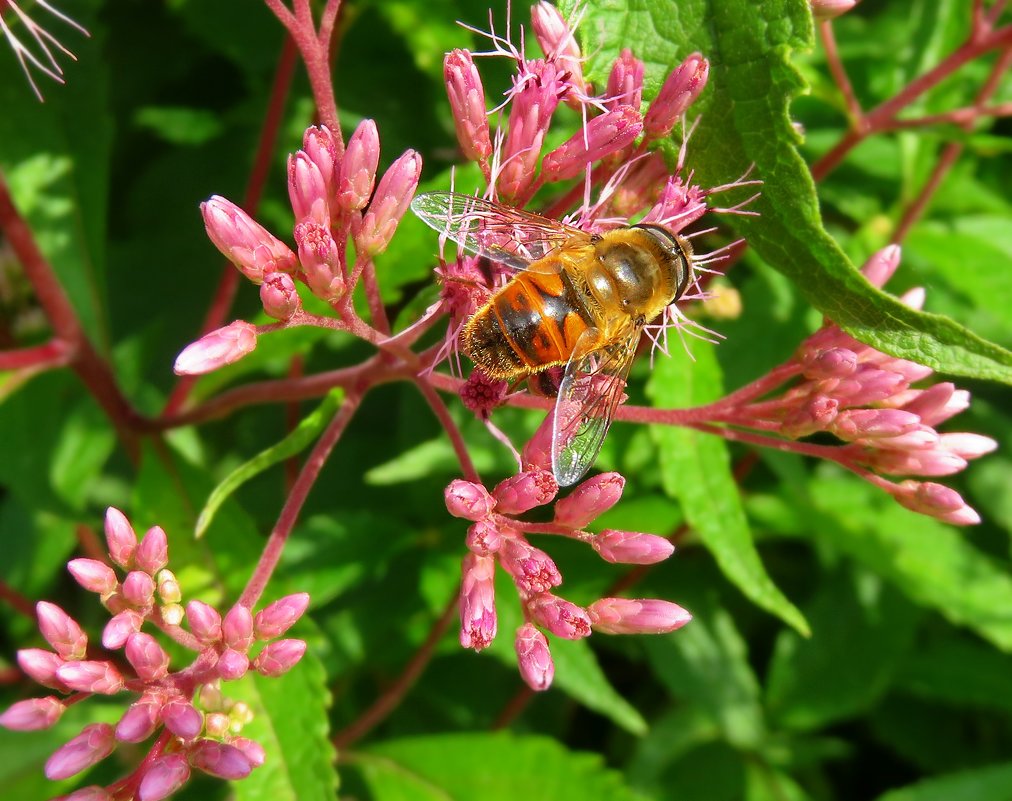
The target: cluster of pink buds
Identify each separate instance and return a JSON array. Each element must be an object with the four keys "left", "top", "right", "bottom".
[
  {"left": 433, "top": 4, "right": 755, "bottom": 382},
  {"left": 714, "top": 245, "right": 995, "bottom": 525},
  {"left": 447, "top": 415, "right": 690, "bottom": 691},
  {"left": 174, "top": 122, "right": 422, "bottom": 375},
  {"left": 0, "top": 508, "right": 309, "bottom": 800}
]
